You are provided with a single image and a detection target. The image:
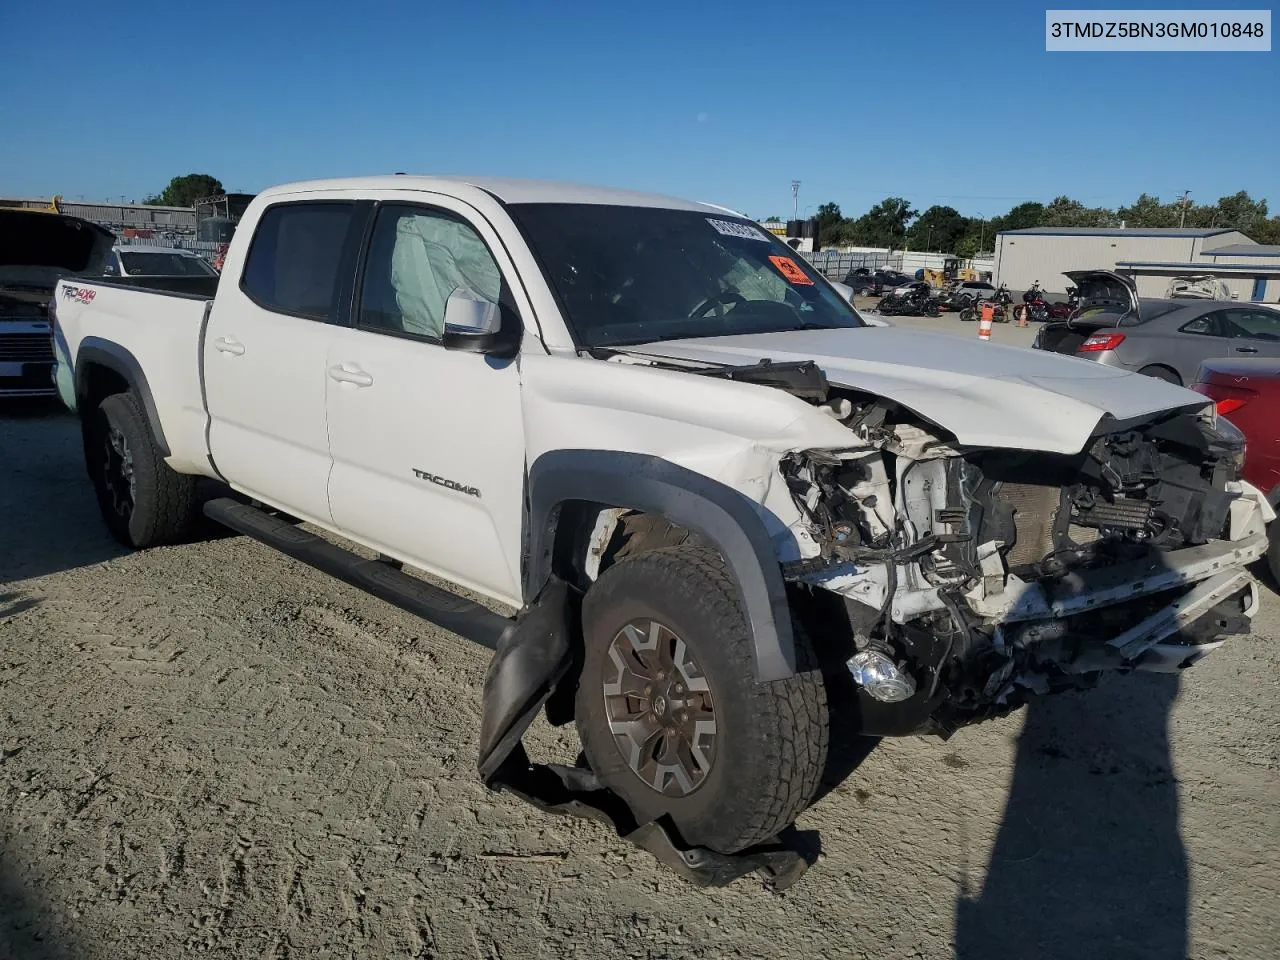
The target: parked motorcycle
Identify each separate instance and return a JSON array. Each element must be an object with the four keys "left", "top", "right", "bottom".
[
  {"left": 1015, "top": 281, "right": 1053, "bottom": 323},
  {"left": 959, "top": 284, "right": 1013, "bottom": 322},
  {"left": 879, "top": 282, "right": 940, "bottom": 317}
]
